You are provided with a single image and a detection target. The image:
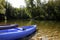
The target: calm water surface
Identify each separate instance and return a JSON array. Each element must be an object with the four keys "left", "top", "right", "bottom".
[{"left": 0, "top": 20, "right": 60, "bottom": 40}]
